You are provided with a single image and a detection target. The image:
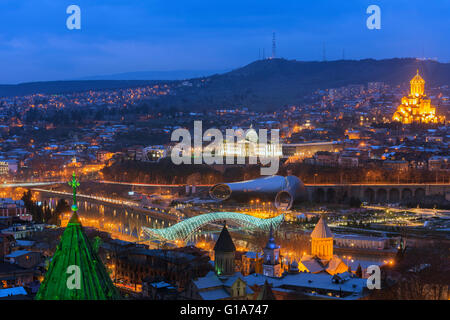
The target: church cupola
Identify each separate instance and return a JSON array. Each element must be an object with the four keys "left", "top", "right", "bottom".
[
  {"left": 310, "top": 216, "right": 334, "bottom": 261},
  {"left": 410, "top": 69, "right": 425, "bottom": 97}
]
